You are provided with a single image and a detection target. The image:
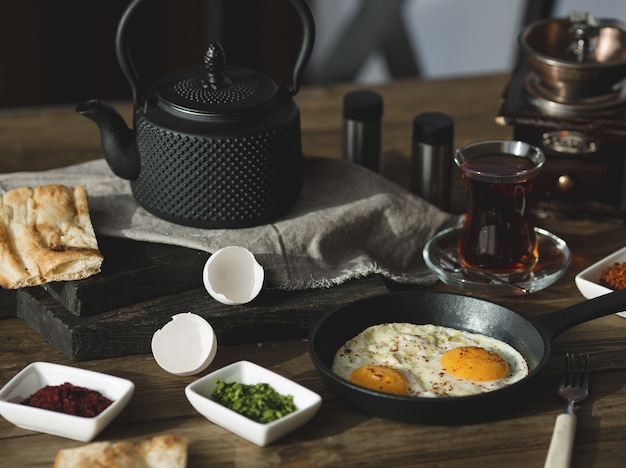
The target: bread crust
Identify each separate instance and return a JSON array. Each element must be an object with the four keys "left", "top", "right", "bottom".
[
  {"left": 0, "top": 184, "right": 103, "bottom": 289},
  {"left": 53, "top": 435, "right": 188, "bottom": 468}
]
